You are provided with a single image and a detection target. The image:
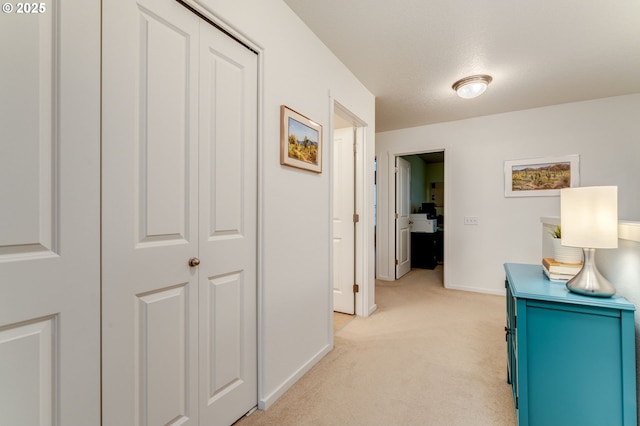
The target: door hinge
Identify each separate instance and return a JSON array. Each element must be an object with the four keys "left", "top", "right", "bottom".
[
  {"left": 353, "top": 213, "right": 360, "bottom": 223},
  {"left": 514, "top": 315, "right": 517, "bottom": 329},
  {"left": 395, "top": 259, "right": 399, "bottom": 265},
  {"left": 353, "top": 284, "right": 359, "bottom": 293},
  {"left": 394, "top": 213, "right": 399, "bottom": 219},
  {"left": 515, "top": 396, "right": 519, "bottom": 410},
  {"left": 394, "top": 166, "right": 399, "bottom": 173}
]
